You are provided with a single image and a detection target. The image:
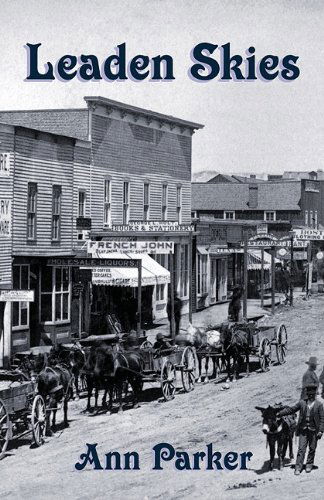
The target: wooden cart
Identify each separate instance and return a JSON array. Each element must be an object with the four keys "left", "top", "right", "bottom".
[
  {"left": 0, "top": 372, "right": 46, "bottom": 460},
  {"left": 139, "top": 341, "right": 197, "bottom": 401}
]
